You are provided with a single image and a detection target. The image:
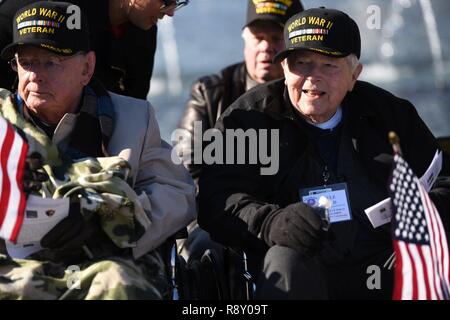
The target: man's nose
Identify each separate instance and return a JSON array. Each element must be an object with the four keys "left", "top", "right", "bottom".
[
  {"left": 27, "top": 69, "right": 44, "bottom": 83},
  {"left": 259, "top": 39, "right": 275, "bottom": 53}
]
